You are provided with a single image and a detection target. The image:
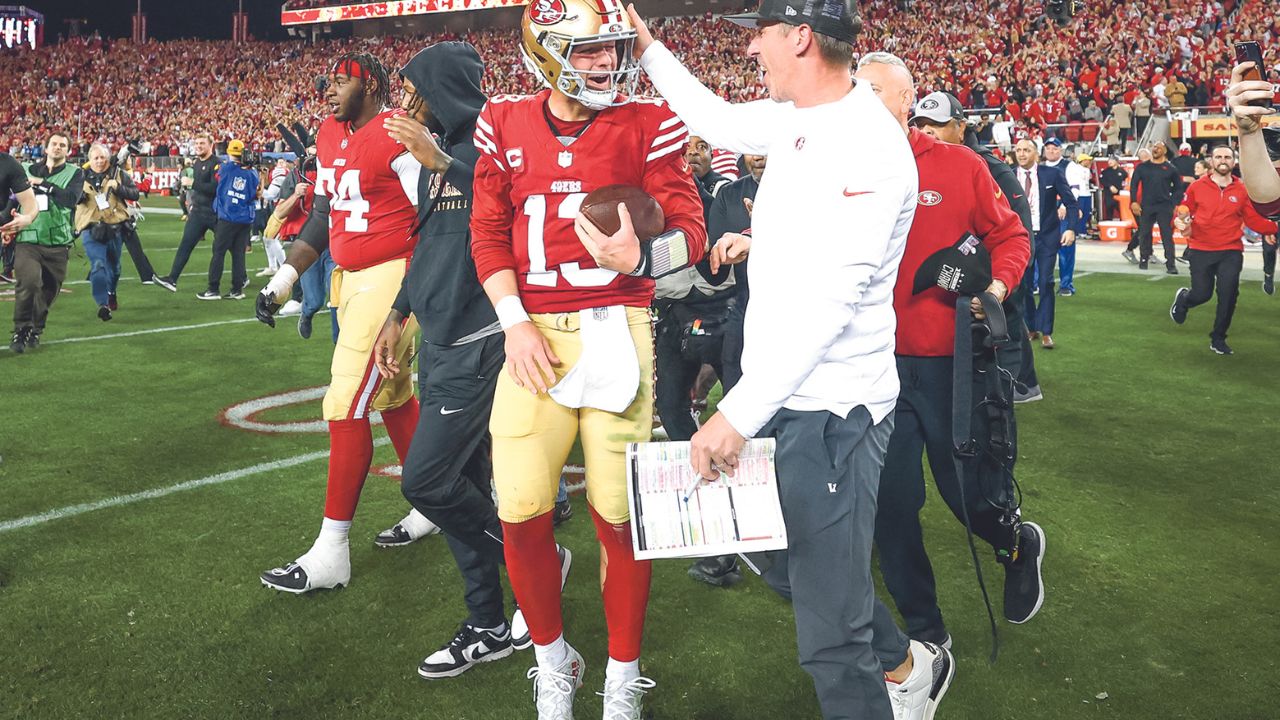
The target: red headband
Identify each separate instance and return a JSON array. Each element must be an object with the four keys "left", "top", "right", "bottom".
[{"left": 331, "top": 59, "right": 369, "bottom": 80}]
